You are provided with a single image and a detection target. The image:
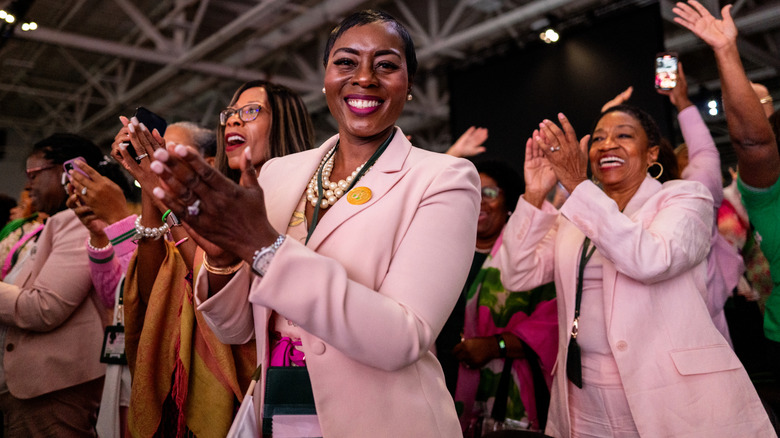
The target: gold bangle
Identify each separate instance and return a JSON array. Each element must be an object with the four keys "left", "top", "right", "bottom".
[
  {"left": 760, "top": 95, "right": 773, "bottom": 104},
  {"left": 202, "top": 254, "right": 244, "bottom": 275}
]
